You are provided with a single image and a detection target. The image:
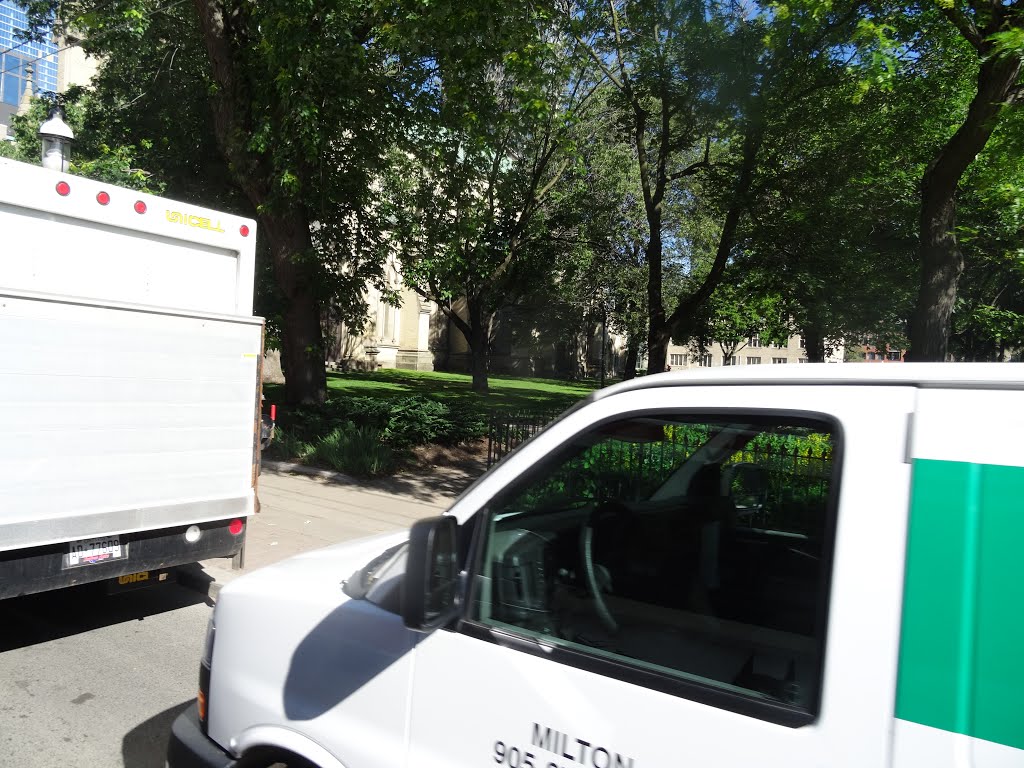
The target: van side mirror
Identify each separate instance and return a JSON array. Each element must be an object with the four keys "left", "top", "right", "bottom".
[{"left": 402, "top": 516, "right": 459, "bottom": 631}]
